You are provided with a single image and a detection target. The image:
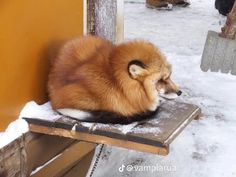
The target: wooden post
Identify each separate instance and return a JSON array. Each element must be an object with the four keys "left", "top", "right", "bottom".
[
  {"left": 220, "top": 1, "right": 236, "bottom": 39},
  {"left": 87, "top": 0, "right": 124, "bottom": 43}
]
